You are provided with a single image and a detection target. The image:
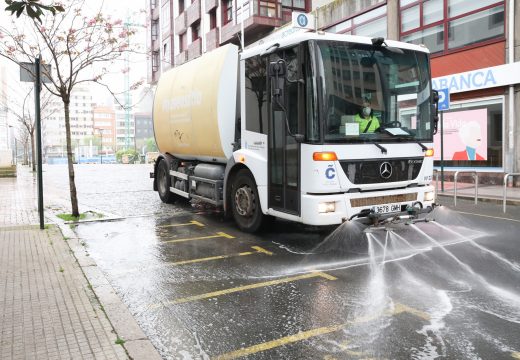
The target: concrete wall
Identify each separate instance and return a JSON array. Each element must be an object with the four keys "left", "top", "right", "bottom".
[{"left": 0, "top": 150, "right": 12, "bottom": 167}]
